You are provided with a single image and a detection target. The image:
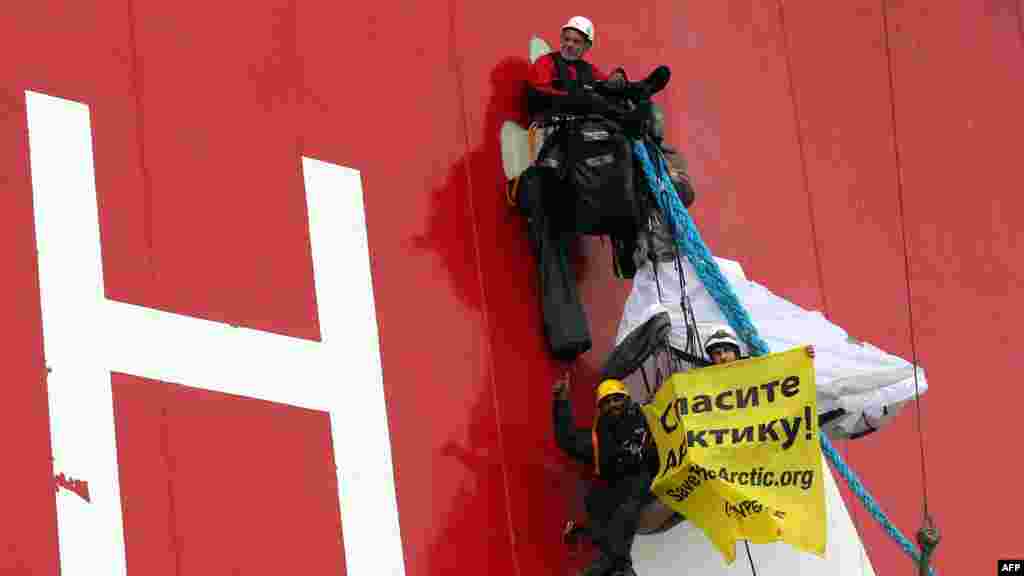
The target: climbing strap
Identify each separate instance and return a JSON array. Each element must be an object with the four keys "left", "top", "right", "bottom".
[
  {"left": 673, "top": 251, "right": 705, "bottom": 361},
  {"left": 506, "top": 175, "right": 522, "bottom": 209},
  {"left": 632, "top": 138, "right": 938, "bottom": 574},
  {"left": 527, "top": 123, "right": 541, "bottom": 161}
]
